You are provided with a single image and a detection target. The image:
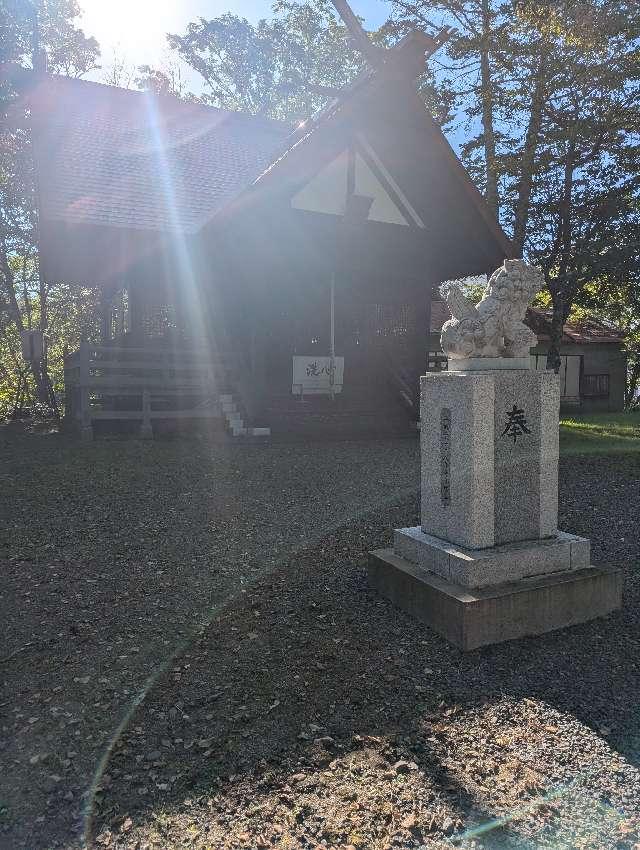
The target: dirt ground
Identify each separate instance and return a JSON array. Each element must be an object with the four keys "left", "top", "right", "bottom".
[{"left": 1, "top": 427, "right": 640, "bottom": 850}]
